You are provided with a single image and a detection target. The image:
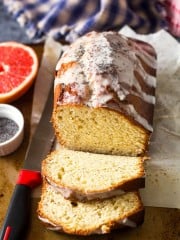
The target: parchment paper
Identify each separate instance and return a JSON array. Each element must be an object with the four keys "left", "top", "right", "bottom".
[
  {"left": 119, "top": 26, "right": 180, "bottom": 209},
  {"left": 33, "top": 27, "right": 180, "bottom": 208}
]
